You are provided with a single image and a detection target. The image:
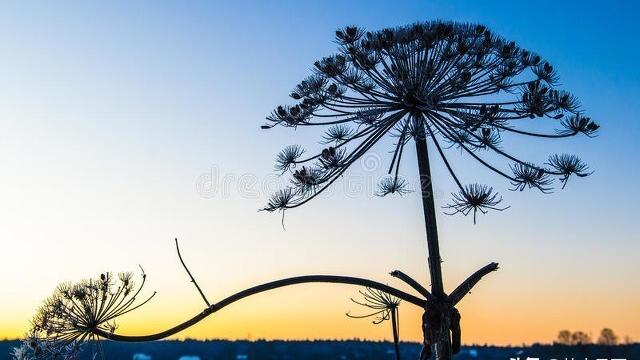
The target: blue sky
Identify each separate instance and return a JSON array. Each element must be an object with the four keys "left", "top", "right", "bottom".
[{"left": 0, "top": 0, "right": 638, "bottom": 344}]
